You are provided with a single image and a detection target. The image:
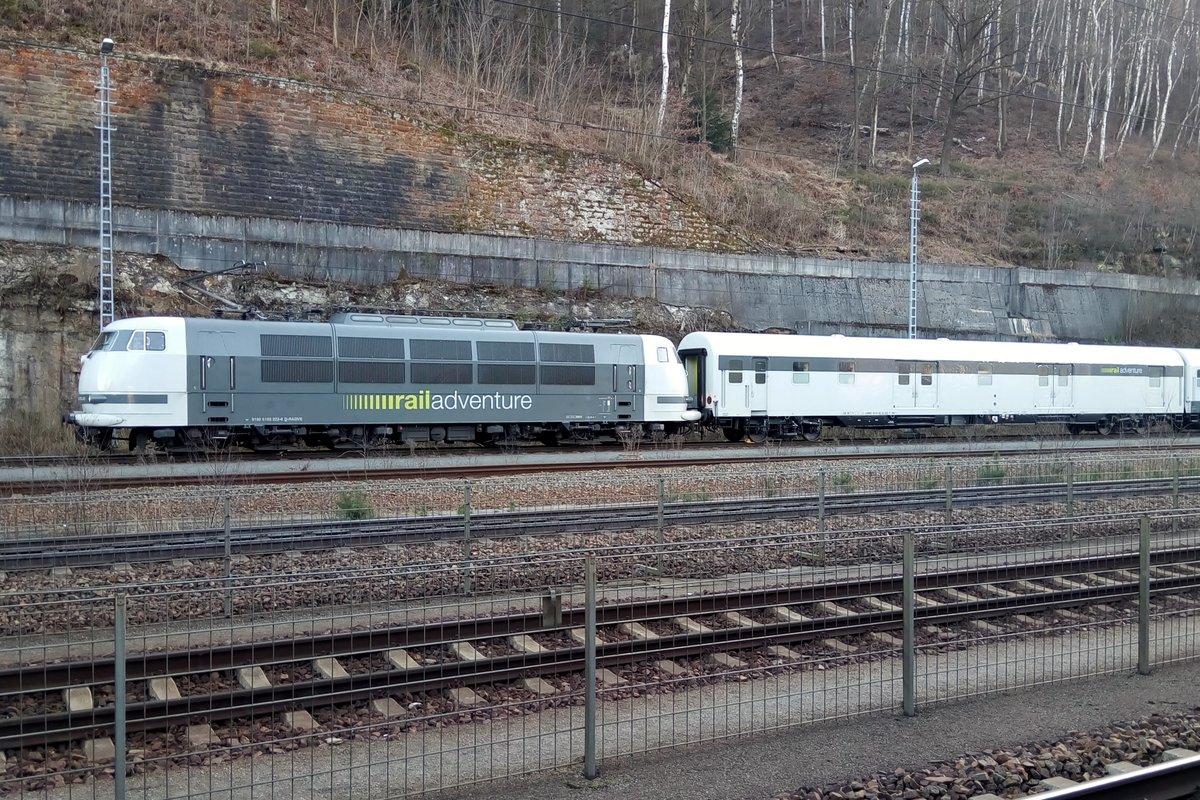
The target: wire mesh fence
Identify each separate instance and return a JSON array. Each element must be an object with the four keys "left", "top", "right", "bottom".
[{"left": 1, "top": 468, "right": 1199, "bottom": 797}]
